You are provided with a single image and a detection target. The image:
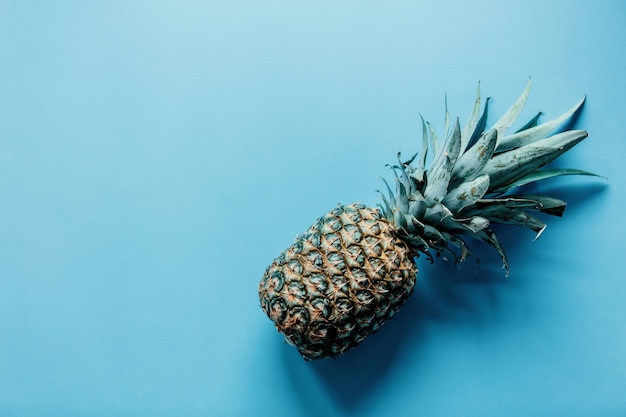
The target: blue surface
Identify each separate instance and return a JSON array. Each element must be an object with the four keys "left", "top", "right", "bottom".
[{"left": 1, "top": 1, "right": 625, "bottom": 416}]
